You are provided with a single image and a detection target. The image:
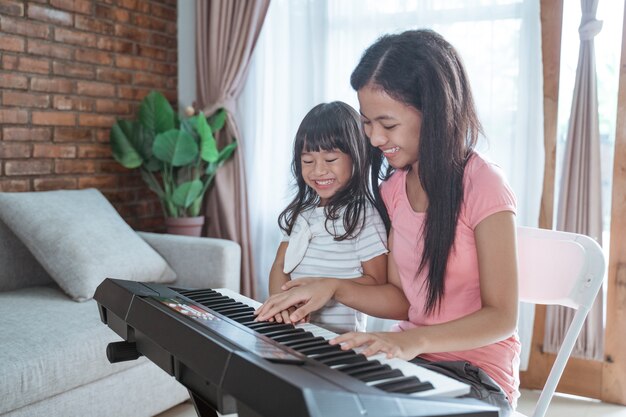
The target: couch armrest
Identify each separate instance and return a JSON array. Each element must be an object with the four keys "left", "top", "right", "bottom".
[{"left": 138, "top": 232, "right": 241, "bottom": 292}]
